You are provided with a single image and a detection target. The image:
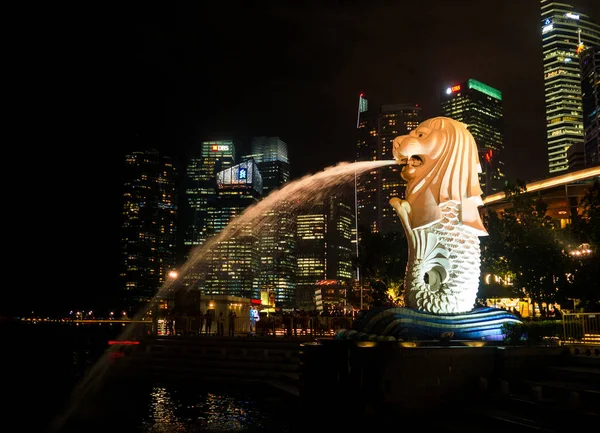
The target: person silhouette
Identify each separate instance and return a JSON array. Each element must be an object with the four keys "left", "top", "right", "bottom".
[
  {"left": 249, "top": 306, "right": 260, "bottom": 336},
  {"left": 228, "top": 310, "right": 237, "bottom": 336}
]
